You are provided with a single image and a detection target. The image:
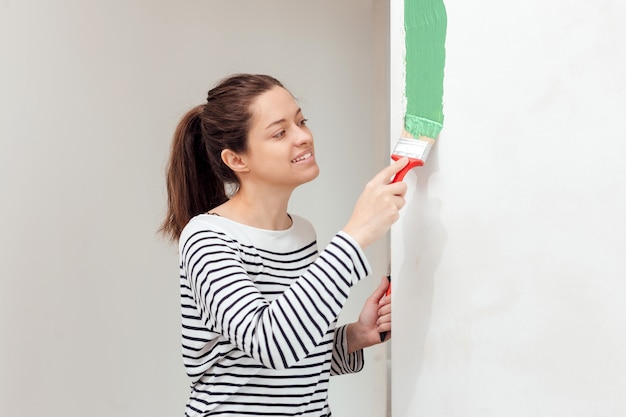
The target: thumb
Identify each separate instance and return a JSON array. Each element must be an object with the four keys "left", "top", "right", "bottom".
[{"left": 370, "top": 275, "right": 390, "bottom": 302}]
